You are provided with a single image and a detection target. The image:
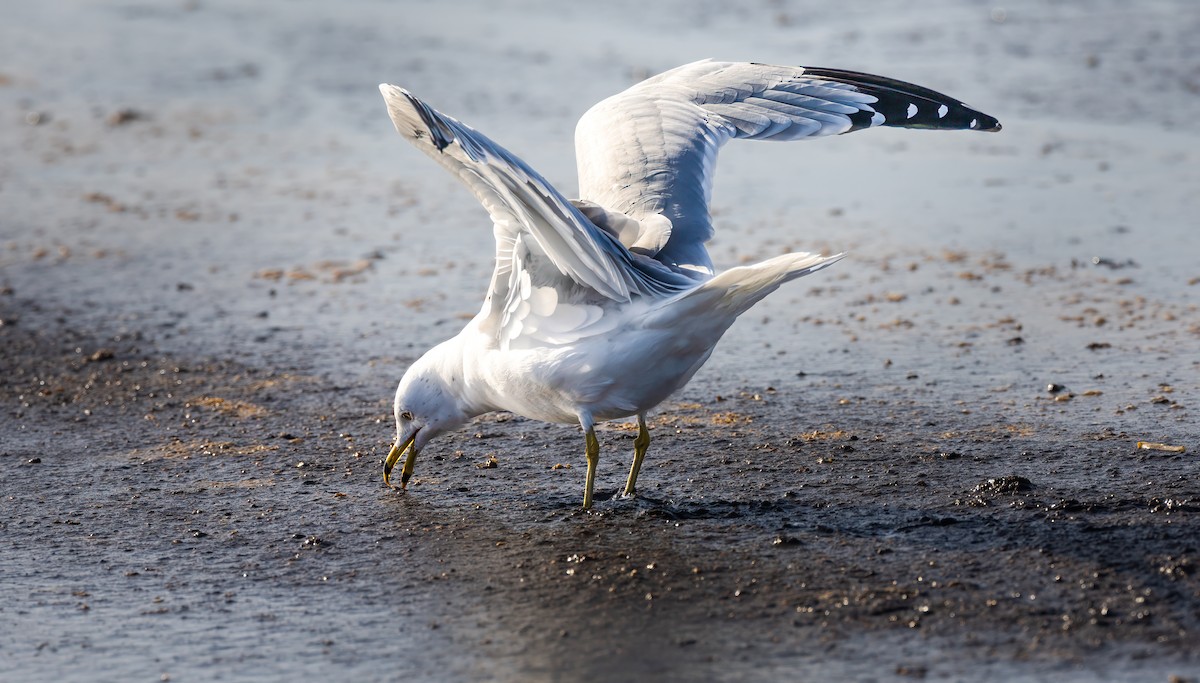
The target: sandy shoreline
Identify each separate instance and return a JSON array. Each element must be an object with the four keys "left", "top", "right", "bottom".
[
  {"left": 3, "top": 1, "right": 1199, "bottom": 680},
  {"left": 4, "top": 299, "right": 1197, "bottom": 681}
]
